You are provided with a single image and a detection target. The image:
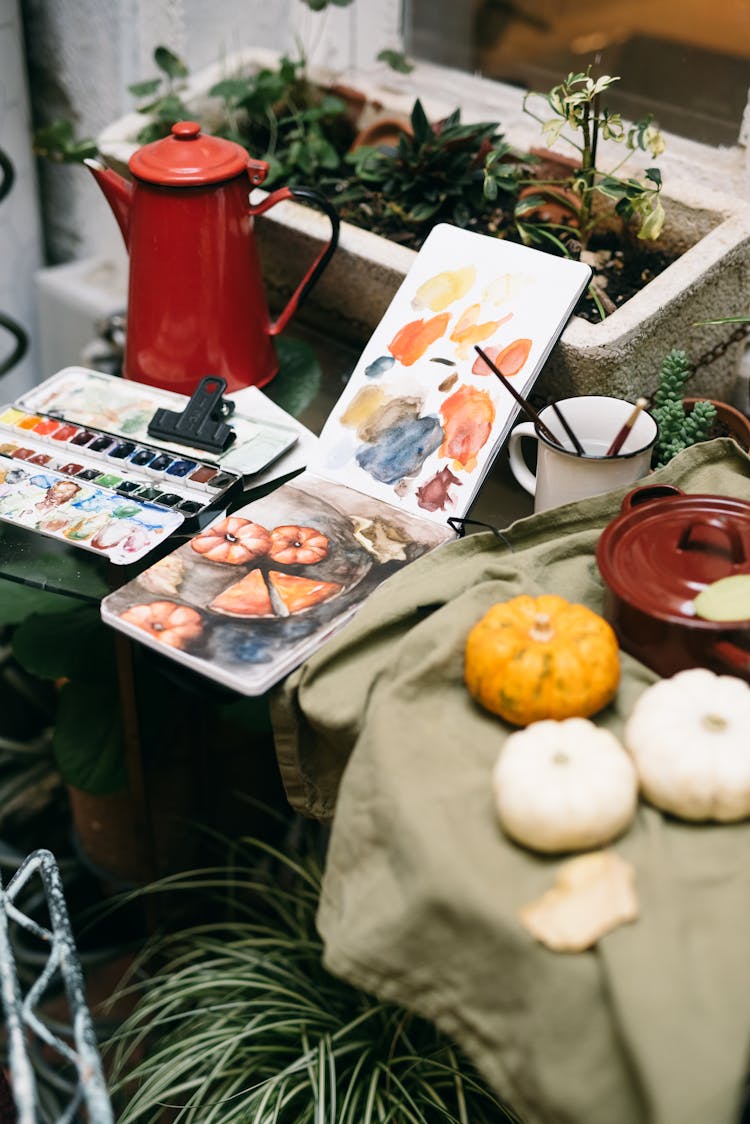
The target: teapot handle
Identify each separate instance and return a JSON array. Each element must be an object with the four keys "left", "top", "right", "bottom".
[{"left": 247, "top": 185, "right": 340, "bottom": 336}]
